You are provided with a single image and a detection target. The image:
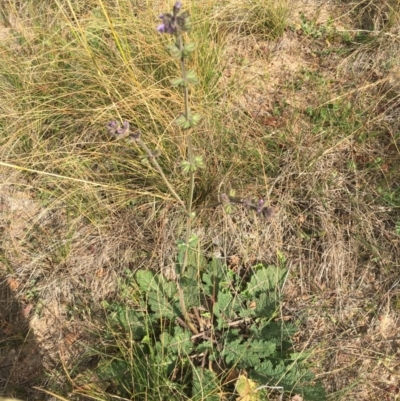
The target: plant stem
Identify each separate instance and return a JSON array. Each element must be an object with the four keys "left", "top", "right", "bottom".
[
  {"left": 136, "top": 137, "right": 185, "bottom": 209},
  {"left": 178, "top": 34, "right": 195, "bottom": 277},
  {"left": 177, "top": 280, "right": 198, "bottom": 334},
  {"left": 175, "top": 34, "right": 197, "bottom": 334}
]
